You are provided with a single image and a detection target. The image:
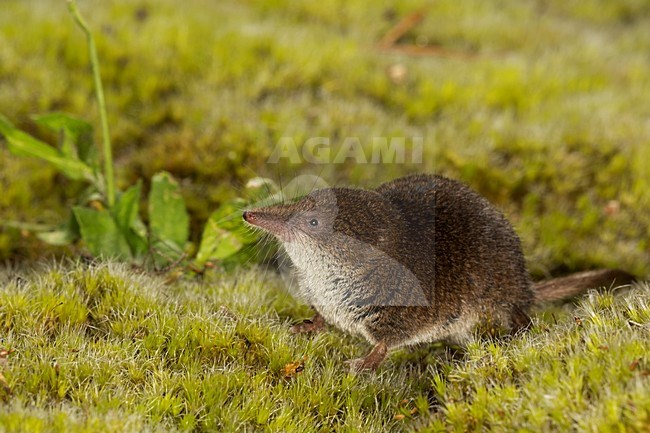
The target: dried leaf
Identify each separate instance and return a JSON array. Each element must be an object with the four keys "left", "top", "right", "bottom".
[
  {"left": 282, "top": 356, "right": 307, "bottom": 379},
  {"left": 0, "top": 348, "right": 14, "bottom": 368}
]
